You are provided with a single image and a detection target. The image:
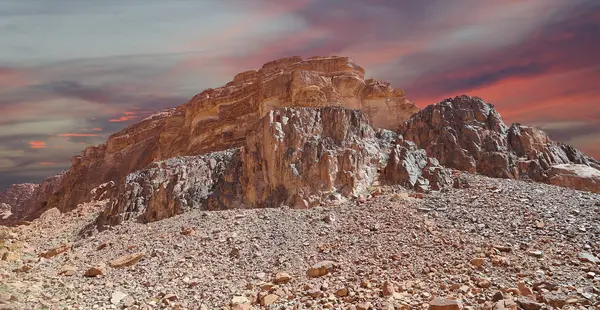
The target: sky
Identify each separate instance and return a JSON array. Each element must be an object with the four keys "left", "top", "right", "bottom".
[{"left": 1, "top": 0, "right": 599, "bottom": 190}]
